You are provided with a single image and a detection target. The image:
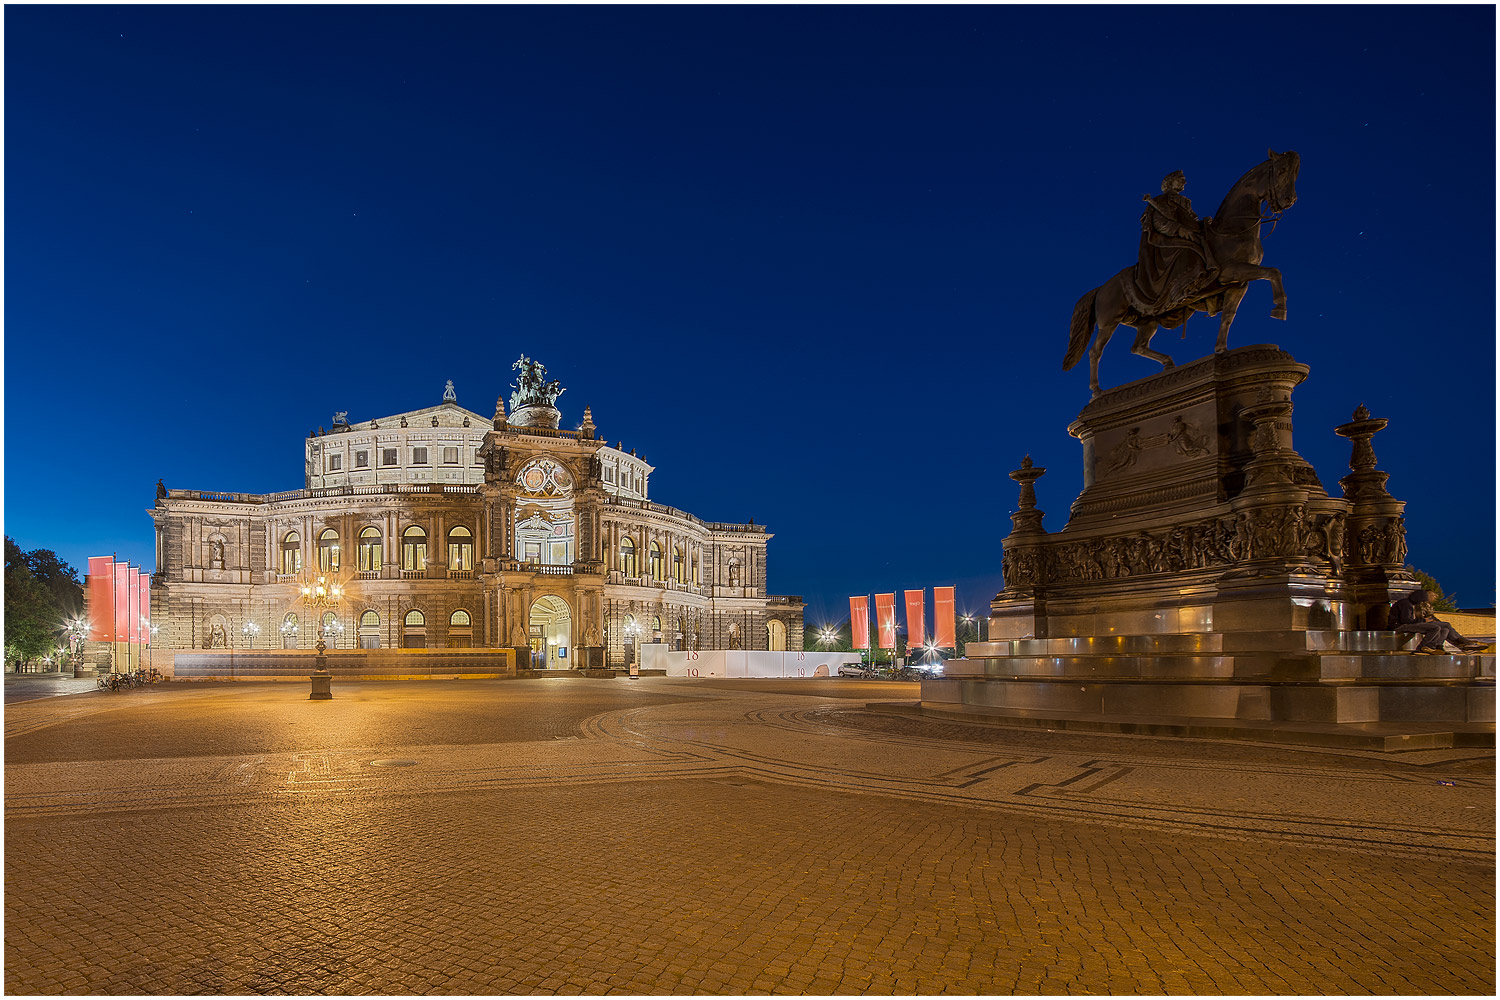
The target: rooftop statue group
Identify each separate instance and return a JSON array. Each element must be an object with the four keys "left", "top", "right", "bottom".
[
  {"left": 1065, "top": 149, "right": 1301, "bottom": 396},
  {"left": 510, "top": 354, "right": 565, "bottom": 412}
]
